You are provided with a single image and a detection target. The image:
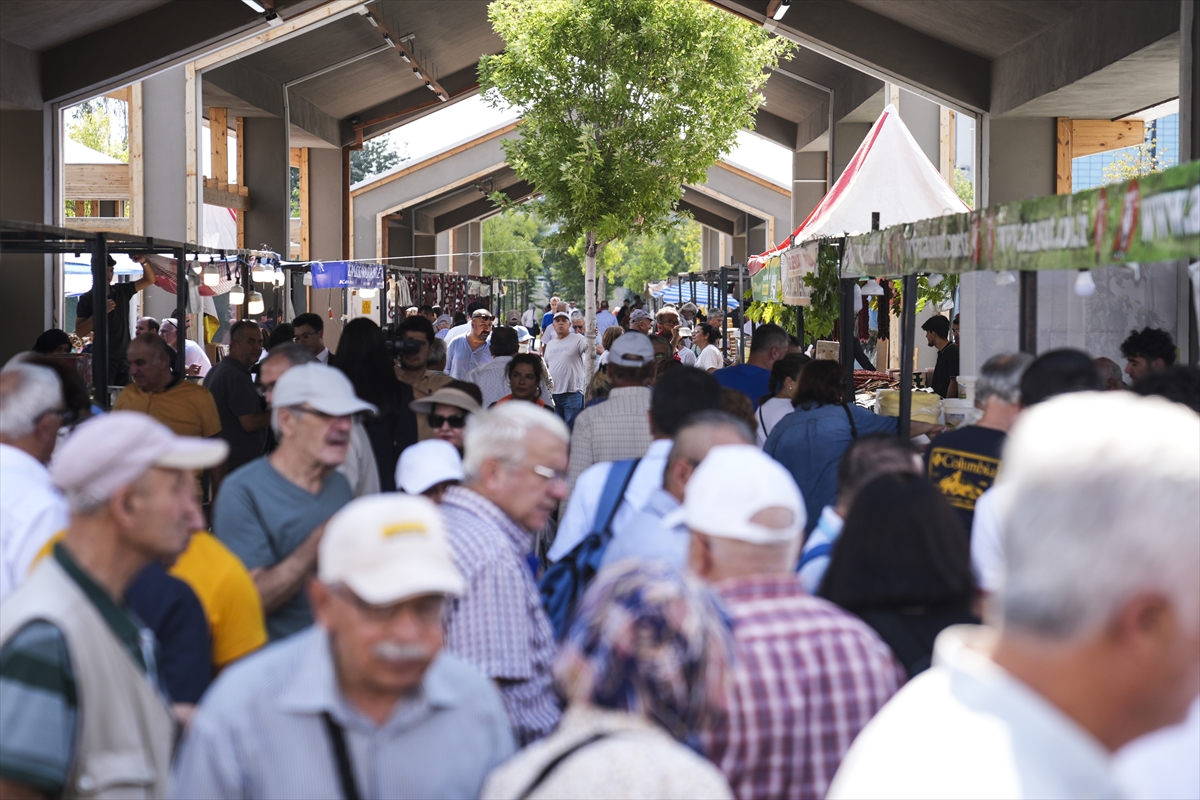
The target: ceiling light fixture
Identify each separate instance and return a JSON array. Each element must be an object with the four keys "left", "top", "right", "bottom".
[
  {"left": 994, "top": 271, "right": 1016, "bottom": 286},
  {"left": 772, "top": 0, "right": 792, "bottom": 21},
  {"left": 1074, "top": 270, "right": 1095, "bottom": 297},
  {"left": 382, "top": 32, "right": 395, "bottom": 46},
  {"left": 860, "top": 279, "right": 884, "bottom": 296},
  {"left": 229, "top": 284, "right": 245, "bottom": 305},
  {"left": 202, "top": 263, "right": 219, "bottom": 287},
  {"left": 363, "top": 11, "right": 378, "bottom": 27},
  {"left": 247, "top": 290, "right": 265, "bottom": 316},
  {"left": 241, "top": 0, "right": 266, "bottom": 12}
]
